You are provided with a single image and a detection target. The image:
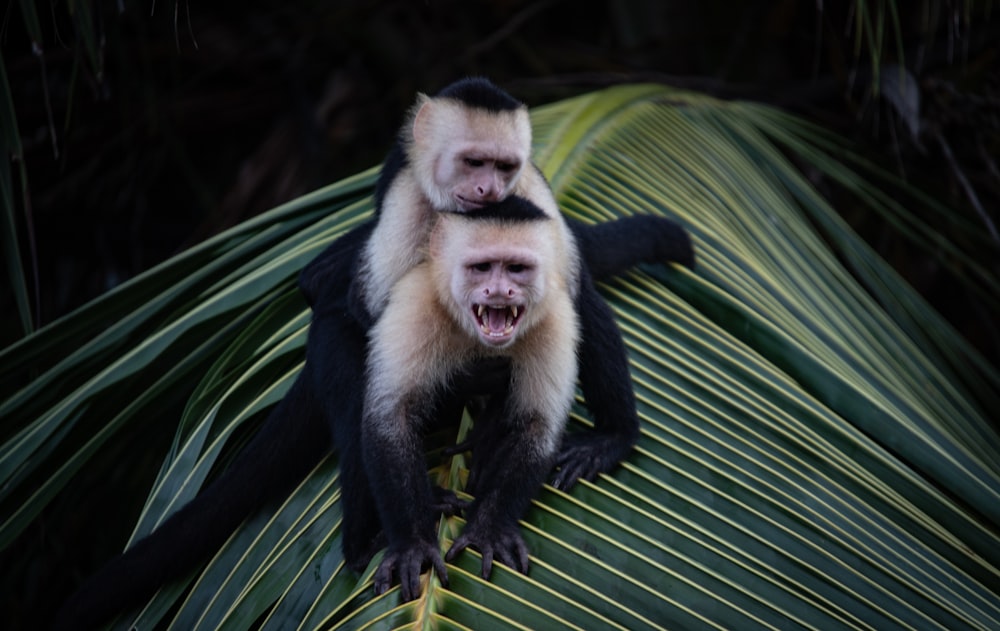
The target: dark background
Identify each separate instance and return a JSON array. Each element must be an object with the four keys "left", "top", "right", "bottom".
[
  {"left": 4, "top": 1, "right": 998, "bottom": 362},
  {"left": 2, "top": 1, "right": 998, "bottom": 625}
]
